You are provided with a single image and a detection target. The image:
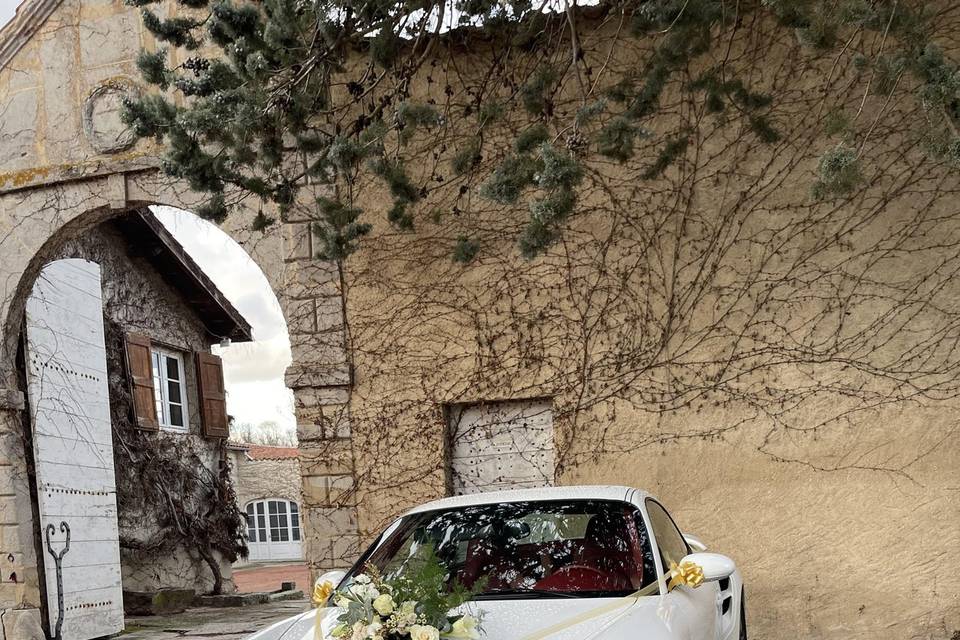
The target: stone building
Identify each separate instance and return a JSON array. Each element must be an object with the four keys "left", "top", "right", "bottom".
[
  {"left": 55, "top": 209, "right": 252, "bottom": 600},
  {"left": 229, "top": 445, "right": 305, "bottom": 563},
  {"left": 0, "top": 1, "right": 958, "bottom": 640}
]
